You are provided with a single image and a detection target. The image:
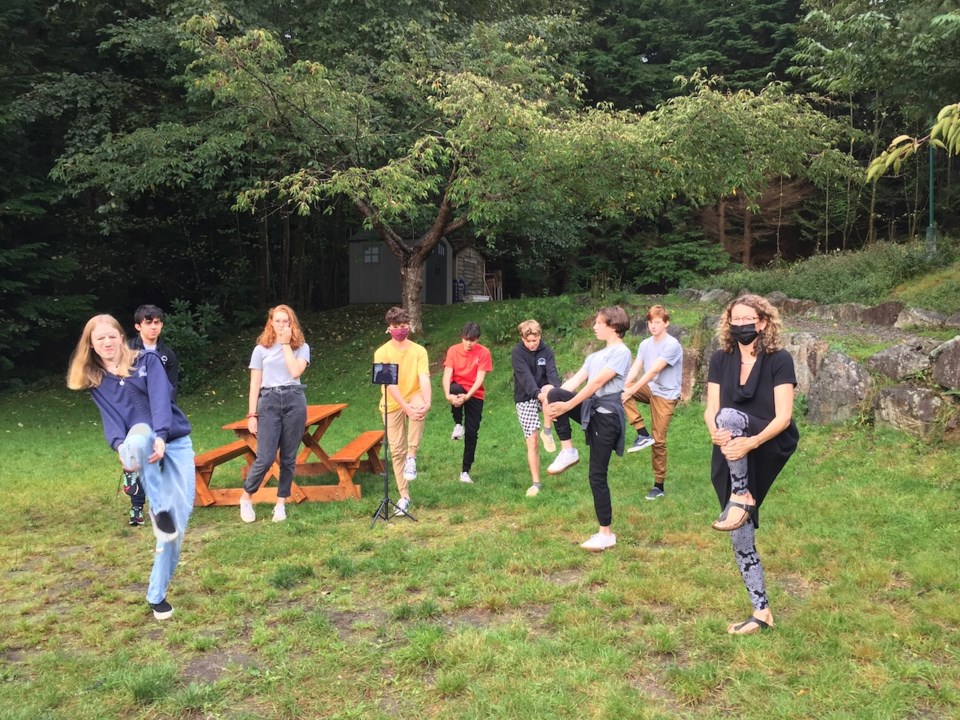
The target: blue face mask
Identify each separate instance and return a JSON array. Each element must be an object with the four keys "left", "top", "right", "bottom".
[{"left": 730, "top": 323, "right": 759, "bottom": 345}]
